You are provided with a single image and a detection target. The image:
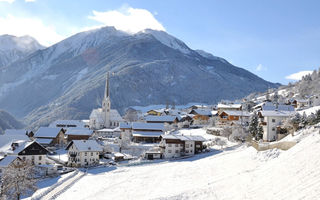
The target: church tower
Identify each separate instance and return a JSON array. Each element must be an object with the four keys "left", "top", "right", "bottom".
[{"left": 102, "top": 72, "right": 111, "bottom": 128}]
